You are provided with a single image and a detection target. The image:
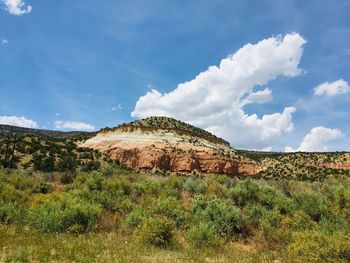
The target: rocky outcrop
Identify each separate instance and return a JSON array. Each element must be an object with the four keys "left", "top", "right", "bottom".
[
  {"left": 80, "top": 117, "right": 263, "bottom": 177},
  {"left": 84, "top": 142, "right": 239, "bottom": 176}
]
